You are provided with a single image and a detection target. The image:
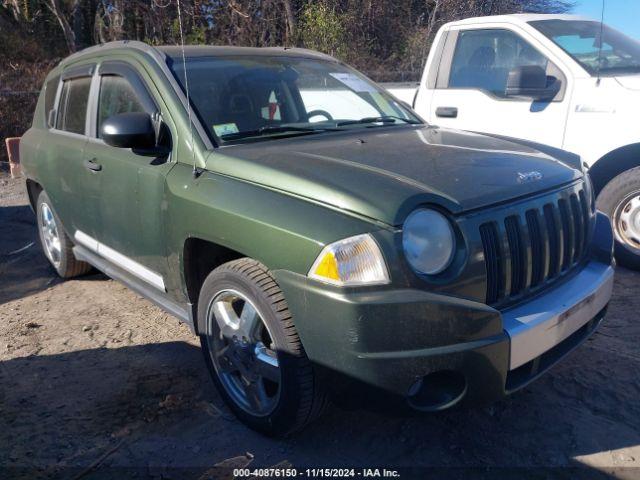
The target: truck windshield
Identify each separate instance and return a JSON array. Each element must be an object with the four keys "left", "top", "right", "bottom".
[
  {"left": 530, "top": 19, "right": 640, "bottom": 76},
  {"left": 169, "top": 55, "right": 421, "bottom": 144}
]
